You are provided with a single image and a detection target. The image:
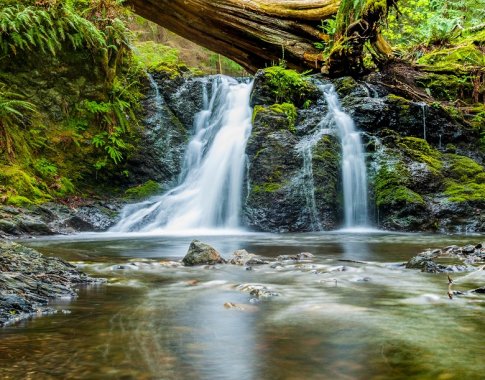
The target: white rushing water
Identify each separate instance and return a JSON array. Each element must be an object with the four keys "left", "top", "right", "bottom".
[
  {"left": 322, "top": 84, "right": 369, "bottom": 228},
  {"left": 112, "top": 76, "right": 253, "bottom": 233}
]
